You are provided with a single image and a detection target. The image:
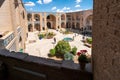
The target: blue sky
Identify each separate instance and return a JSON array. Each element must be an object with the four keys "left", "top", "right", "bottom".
[{"left": 23, "top": 0, "right": 93, "bottom": 12}]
